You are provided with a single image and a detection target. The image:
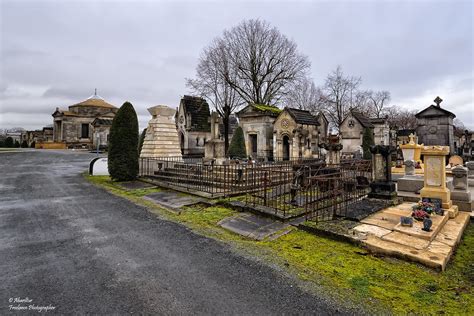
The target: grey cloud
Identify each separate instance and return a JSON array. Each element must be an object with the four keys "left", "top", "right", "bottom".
[{"left": 0, "top": 0, "right": 472, "bottom": 131}]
